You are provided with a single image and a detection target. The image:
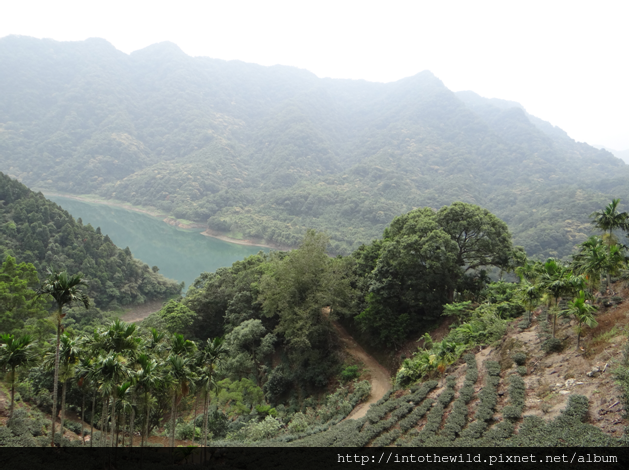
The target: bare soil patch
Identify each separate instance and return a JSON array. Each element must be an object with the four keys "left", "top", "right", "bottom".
[
  {"left": 443, "top": 294, "right": 629, "bottom": 438},
  {"left": 121, "top": 299, "right": 166, "bottom": 323}
]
